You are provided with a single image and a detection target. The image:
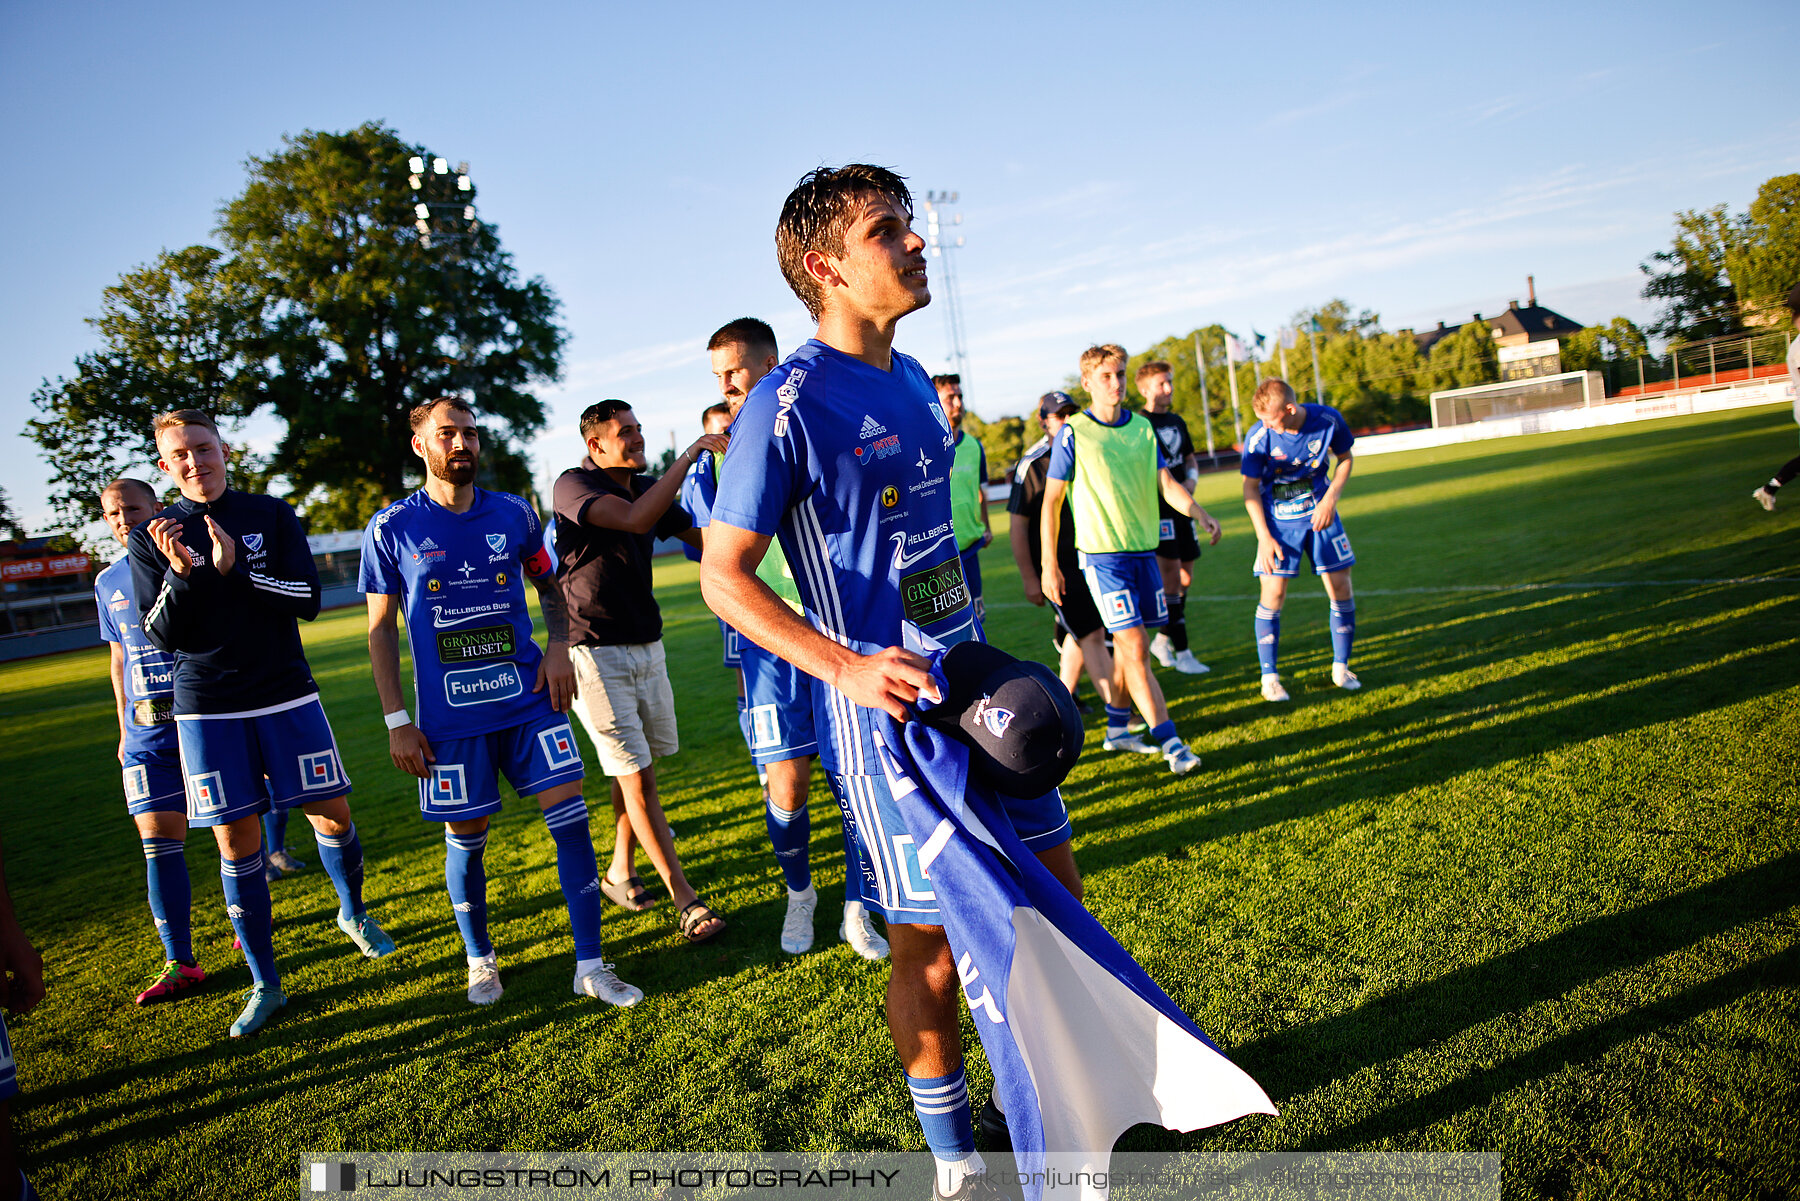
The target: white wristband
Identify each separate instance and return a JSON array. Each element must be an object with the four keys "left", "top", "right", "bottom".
[{"left": 383, "top": 709, "right": 413, "bottom": 730}]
